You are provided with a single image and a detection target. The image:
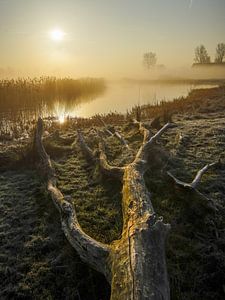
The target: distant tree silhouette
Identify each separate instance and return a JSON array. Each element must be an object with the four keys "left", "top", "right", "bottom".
[
  {"left": 194, "top": 45, "right": 211, "bottom": 64},
  {"left": 215, "top": 43, "right": 225, "bottom": 63},
  {"left": 143, "top": 52, "right": 157, "bottom": 69}
]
